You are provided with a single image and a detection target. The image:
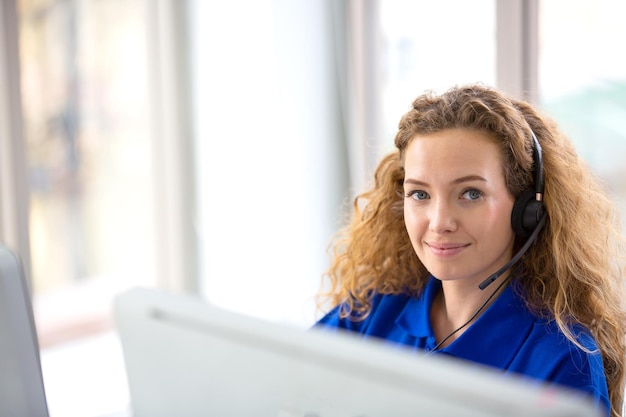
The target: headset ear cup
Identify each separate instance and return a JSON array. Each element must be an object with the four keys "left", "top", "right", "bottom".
[{"left": 511, "top": 189, "right": 544, "bottom": 237}]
